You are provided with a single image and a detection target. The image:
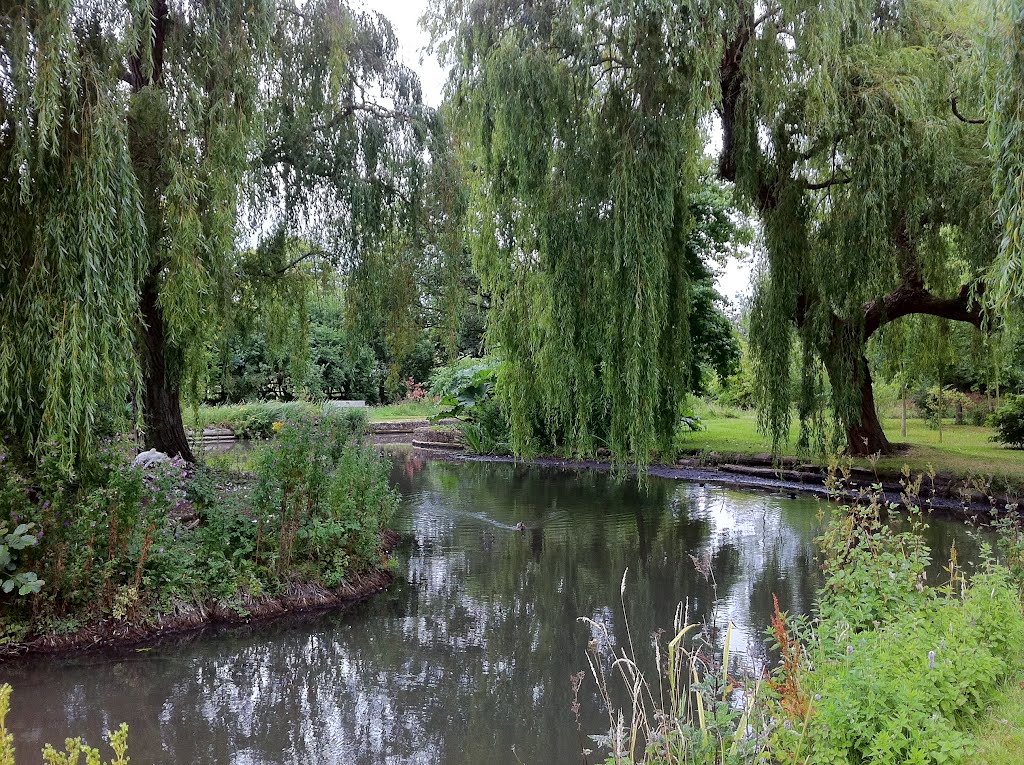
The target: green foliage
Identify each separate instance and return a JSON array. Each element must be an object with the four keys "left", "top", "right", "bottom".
[
  {"left": 250, "top": 418, "right": 398, "bottom": 584},
  {"left": 428, "top": 356, "right": 496, "bottom": 398},
  {"left": 432, "top": 362, "right": 499, "bottom": 421},
  {"left": 0, "top": 449, "right": 43, "bottom": 598},
  {"left": 0, "top": 521, "right": 42, "bottom": 598},
  {"left": 1, "top": 0, "right": 437, "bottom": 465},
  {"left": 989, "top": 0, "right": 1024, "bottom": 311},
  {"left": 187, "top": 402, "right": 366, "bottom": 440},
  {"left": 432, "top": 0, "right": 1012, "bottom": 459},
  {"left": 771, "top": 481, "right": 1024, "bottom": 765},
  {"left": 815, "top": 485, "right": 933, "bottom": 637},
  {"left": 0, "top": 409, "right": 389, "bottom": 647},
  {"left": 990, "top": 395, "right": 1024, "bottom": 448},
  {"left": 790, "top": 568, "right": 1024, "bottom": 765},
  {"left": 427, "top": 358, "right": 511, "bottom": 454},
  {"left": 431, "top": 0, "right": 744, "bottom": 464}
]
